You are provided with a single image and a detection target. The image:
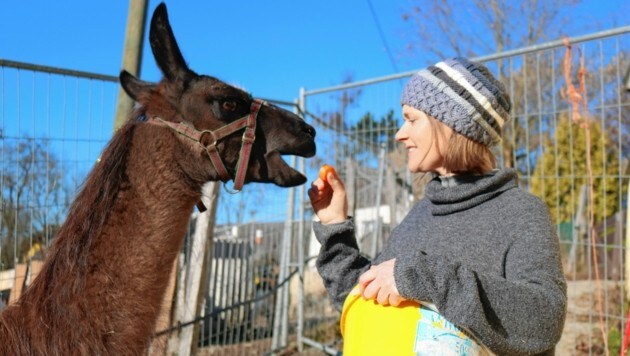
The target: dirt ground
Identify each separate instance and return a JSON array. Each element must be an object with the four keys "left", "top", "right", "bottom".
[{"left": 556, "top": 280, "right": 624, "bottom": 356}]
